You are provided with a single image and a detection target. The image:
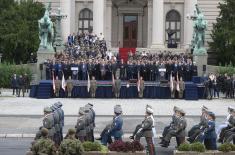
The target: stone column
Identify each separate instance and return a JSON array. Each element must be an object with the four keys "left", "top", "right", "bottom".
[
  {"left": 118, "top": 14, "right": 123, "bottom": 48},
  {"left": 60, "top": 0, "right": 74, "bottom": 42},
  {"left": 147, "top": 0, "right": 153, "bottom": 48},
  {"left": 183, "top": 0, "right": 197, "bottom": 49},
  {"left": 137, "top": 14, "right": 143, "bottom": 47},
  {"left": 93, "top": 0, "right": 105, "bottom": 35},
  {"left": 105, "top": 0, "right": 112, "bottom": 48},
  {"left": 151, "top": 0, "right": 164, "bottom": 49}
]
